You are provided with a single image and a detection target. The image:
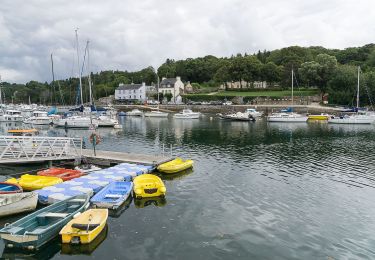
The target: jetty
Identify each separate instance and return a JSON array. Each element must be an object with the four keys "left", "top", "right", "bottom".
[
  {"left": 81, "top": 149, "right": 173, "bottom": 166},
  {"left": 0, "top": 136, "right": 173, "bottom": 166}
]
